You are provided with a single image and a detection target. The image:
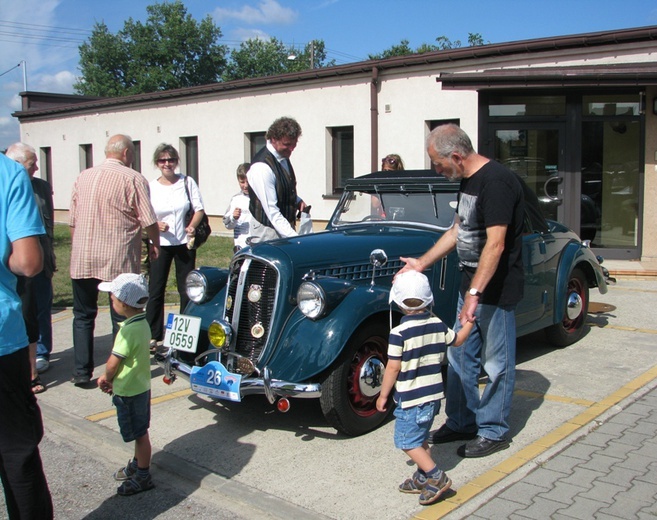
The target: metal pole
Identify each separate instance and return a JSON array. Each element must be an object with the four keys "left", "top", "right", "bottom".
[{"left": 20, "top": 60, "right": 27, "bottom": 91}]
